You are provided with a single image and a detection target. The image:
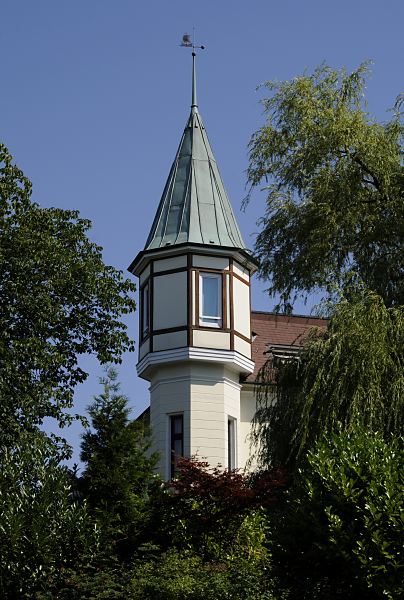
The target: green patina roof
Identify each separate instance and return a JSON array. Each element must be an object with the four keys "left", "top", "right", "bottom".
[{"left": 144, "top": 56, "right": 246, "bottom": 251}]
